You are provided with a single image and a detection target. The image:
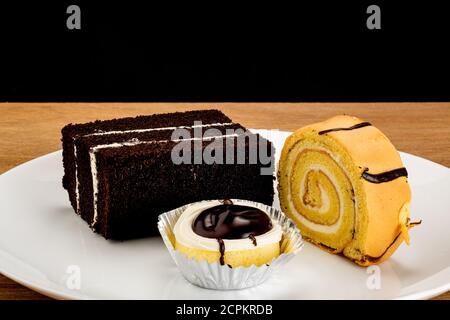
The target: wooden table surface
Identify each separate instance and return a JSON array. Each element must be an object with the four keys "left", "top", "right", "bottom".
[{"left": 0, "top": 102, "right": 449, "bottom": 300}]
